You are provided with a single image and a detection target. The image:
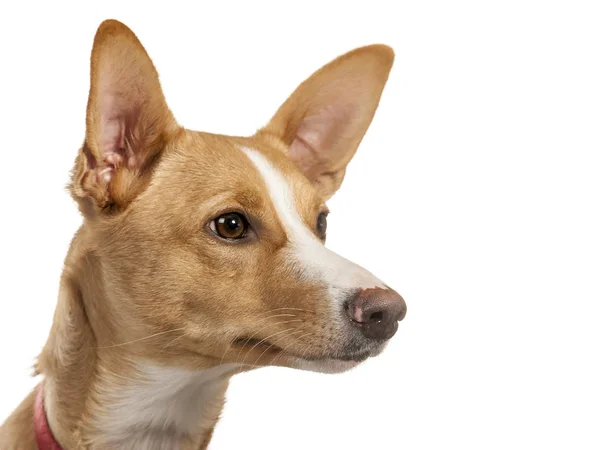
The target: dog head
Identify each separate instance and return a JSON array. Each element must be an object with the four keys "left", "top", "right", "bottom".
[{"left": 70, "top": 20, "right": 406, "bottom": 374}]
